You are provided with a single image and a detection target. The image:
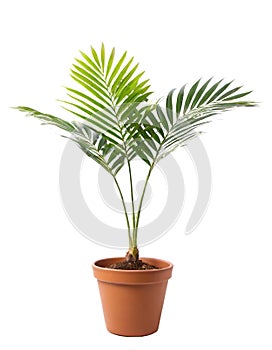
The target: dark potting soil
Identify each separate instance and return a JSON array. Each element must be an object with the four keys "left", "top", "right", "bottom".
[{"left": 106, "top": 259, "right": 159, "bottom": 270}]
